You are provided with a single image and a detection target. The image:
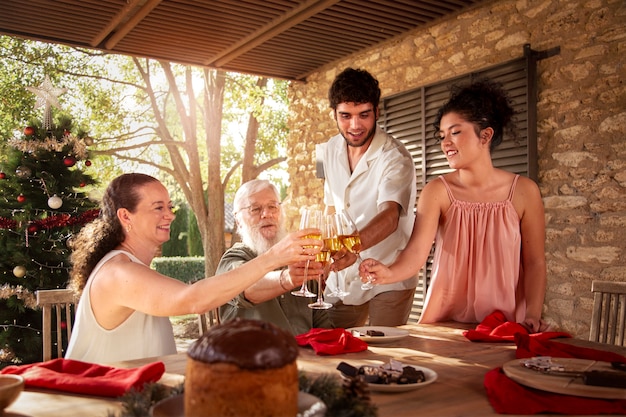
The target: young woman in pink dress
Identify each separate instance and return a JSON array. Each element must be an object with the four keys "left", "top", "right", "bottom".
[{"left": 360, "top": 79, "right": 548, "bottom": 333}]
